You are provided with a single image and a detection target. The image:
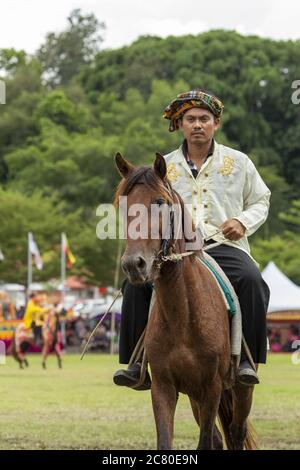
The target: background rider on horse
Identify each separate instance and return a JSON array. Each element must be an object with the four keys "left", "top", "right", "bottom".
[{"left": 23, "top": 292, "right": 50, "bottom": 346}]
